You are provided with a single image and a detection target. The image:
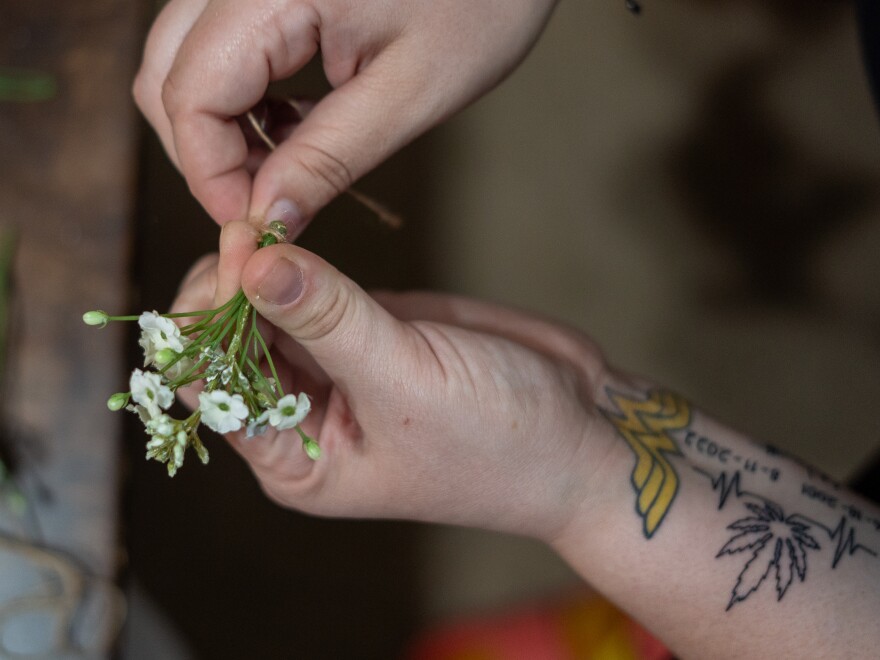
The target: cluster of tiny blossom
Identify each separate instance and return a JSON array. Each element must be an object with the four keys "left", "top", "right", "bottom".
[{"left": 84, "top": 226, "right": 320, "bottom": 476}]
